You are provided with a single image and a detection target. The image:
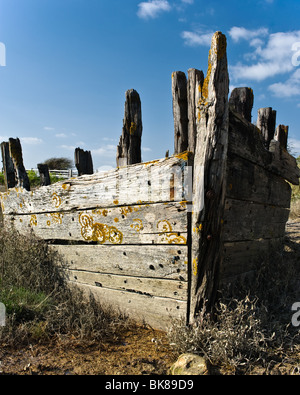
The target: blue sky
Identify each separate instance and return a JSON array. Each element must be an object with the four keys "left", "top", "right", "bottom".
[{"left": 0, "top": 0, "right": 299, "bottom": 171}]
